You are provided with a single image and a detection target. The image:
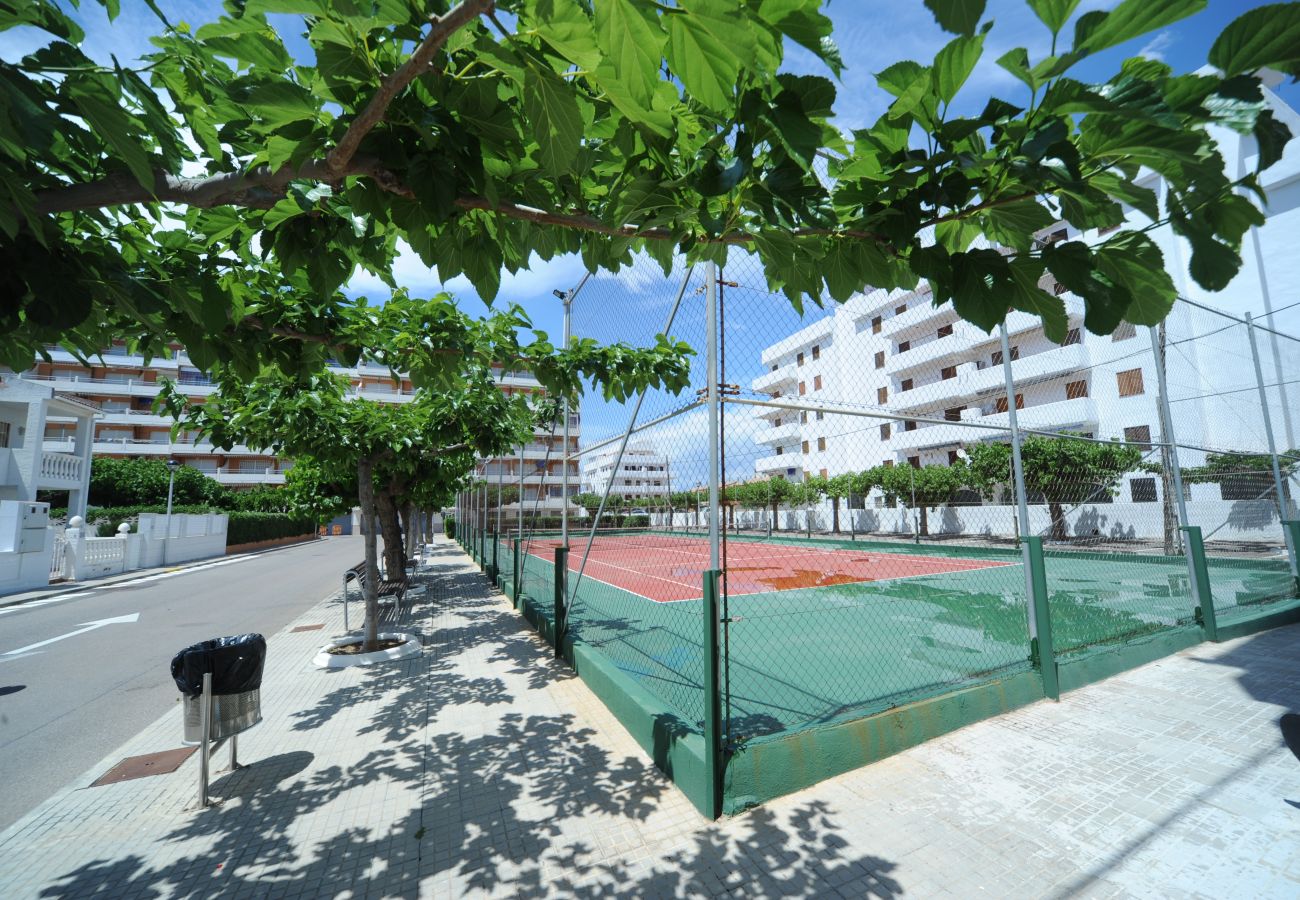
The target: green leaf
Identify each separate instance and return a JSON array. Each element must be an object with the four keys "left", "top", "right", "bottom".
[
  {"left": 1073, "top": 0, "right": 1205, "bottom": 56},
  {"left": 242, "top": 80, "right": 317, "bottom": 128},
  {"left": 996, "top": 47, "right": 1033, "bottom": 88},
  {"left": 523, "top": 62, "right": 583, "bottom": 176},
  {"left": 594, "top": 0, "right": 664, "bottom": 109},
  {"left": 1027, "top": 0, "right": 1081, "bottom": 35},
  {"left": 665, "top": 1, "right": 751, "bottom": 113},
  {"left": 64, "top": 75, "right": 155, "bottom": 192},
  {"left": 528, "top": 0, "right": 601, "bottom": 69},
  {"left": 1253, "top": 108, "right": 1292, "bottom": 171},
  {"left": 924, "top": 0, "right": 985, "bottom": 36},
  {"left": 1008, "top": 259, "right": 1068, "bottom": 343},
  {"left": 1088, "top": 171, "right": 1158, "bottom": 221},
  {"left": 1095, "top": 232, "right": 1177, "bottom": 324},
  {"left": 932, "top": 34, "right": 985, "bottom": 104},
  {"left": 1209, "top": 3, "right": 1300, "bottom": 78},
  {"left": 876, "top": 60, "right": 925, "bottom": 98},
  {"left": 979, "top": 200, "right": 1056, "bottom": 250}
]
